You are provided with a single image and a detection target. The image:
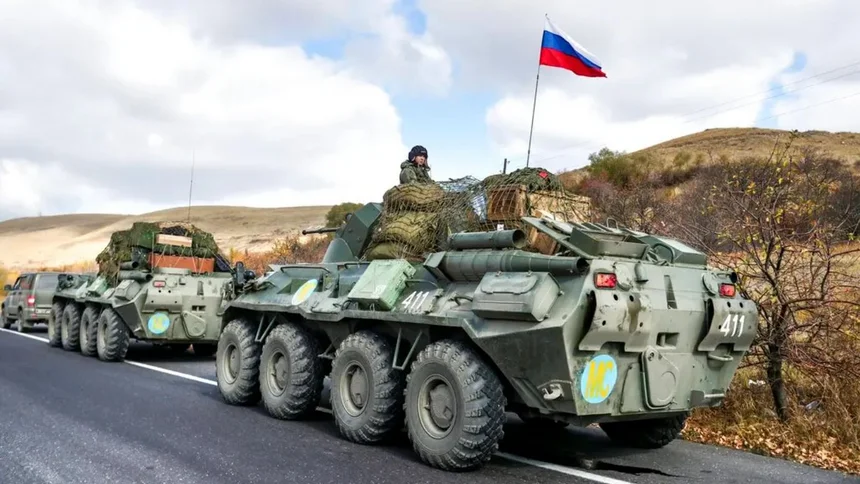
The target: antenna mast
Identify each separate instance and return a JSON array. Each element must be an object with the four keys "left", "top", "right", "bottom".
[{"left": 187, "top": 149, "right": 195, "bottom": 222}]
